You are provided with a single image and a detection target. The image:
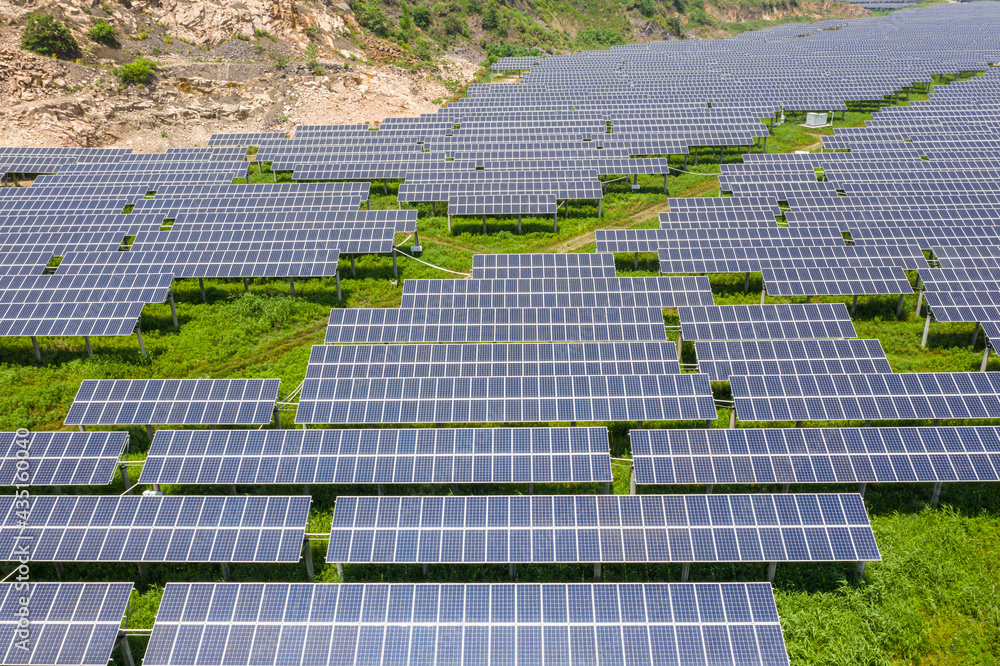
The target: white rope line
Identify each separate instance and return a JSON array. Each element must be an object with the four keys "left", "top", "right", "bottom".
[
  {"left": 394, "top": 247, "right": 472, "bottom": 277},
  {"left": 0, "top": 566, "right": 20, "bottom": 583}
]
